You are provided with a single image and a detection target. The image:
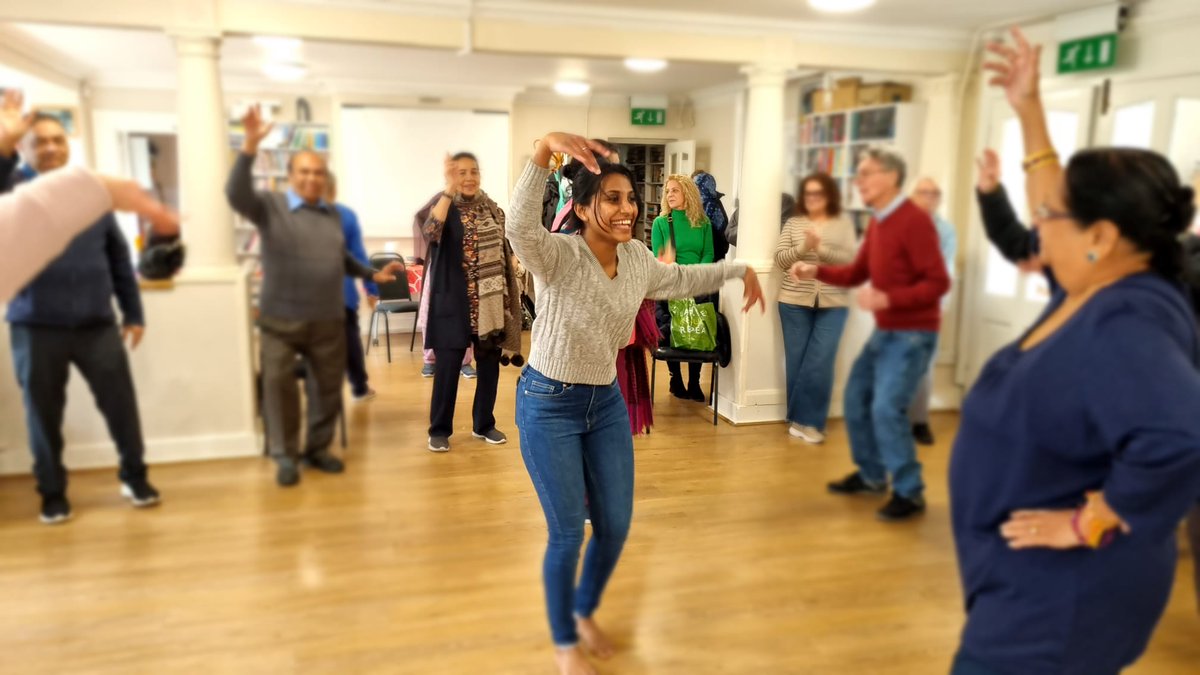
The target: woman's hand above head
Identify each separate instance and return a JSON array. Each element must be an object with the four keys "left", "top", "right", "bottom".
[
  {"left": 741, "top": 267, "right": 766, "bottom": 313},
  {"left": 533, "top": 133, "right": 611, "bottom": 174},
  {"left": 984, "top": 26, "right": 1043, "bottom": 116}
]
